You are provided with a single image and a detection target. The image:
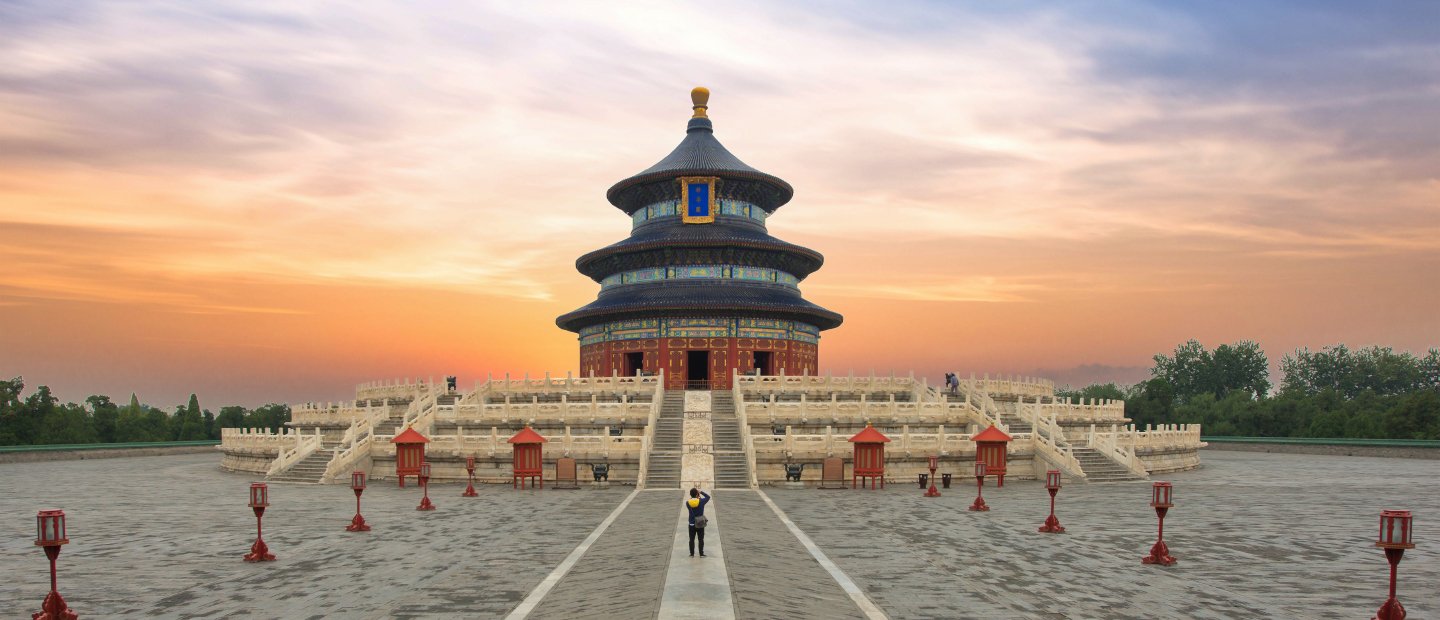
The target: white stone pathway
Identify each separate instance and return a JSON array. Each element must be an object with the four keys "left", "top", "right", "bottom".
[{"left": 658, "top": 501, "right": 734, "bottom": 619}]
